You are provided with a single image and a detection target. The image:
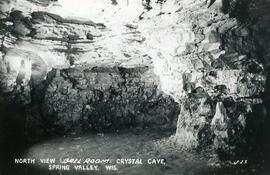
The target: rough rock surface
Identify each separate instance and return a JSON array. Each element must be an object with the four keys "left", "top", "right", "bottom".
[
  {"left": 0, "top": 0, "right": 269, "bottom": 159},
  {"left": 32, "top": 66, "right": 179, "bottom": 136},
  {"left": 166, "top": 0, "right": 269, "bottom": 158}
]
